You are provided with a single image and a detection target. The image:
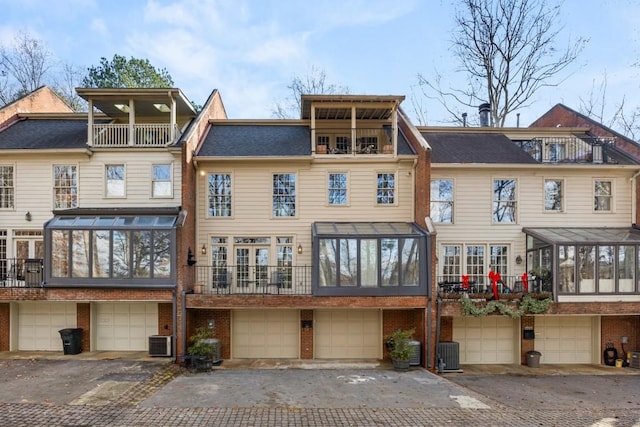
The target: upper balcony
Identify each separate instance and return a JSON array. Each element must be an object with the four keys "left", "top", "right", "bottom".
[
  {"left": 76, "top": 88, "right": 197, "bottom": 148},
  {"left": 514, "top": 136, "right": 624, "bottom": 164},
  {"left": 314, "top": 127, "right": 395, "bottom": 155}
]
